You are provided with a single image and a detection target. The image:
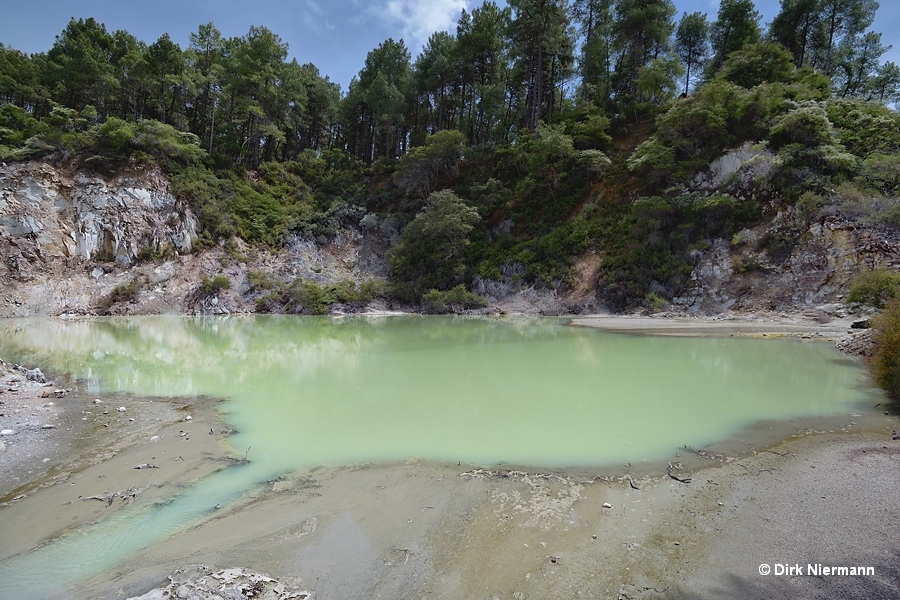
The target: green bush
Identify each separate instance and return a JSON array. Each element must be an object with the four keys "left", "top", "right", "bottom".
[
  {"left": 645, "top": 292, "right": 668, "bottom": 312},
  {"left": 421, "top": 285, "right": 488, "bottom": 313},
  {"left": 846, "top": 270, "right": 900, "bottom": 308},
  {"left": 197, "top": 275, "right": 231, "bottom": 296},
  {"left": 251, "top": 277, "right": 386, "bottom": 315},
  {"left": 97, "top": 276, "right": 146, "bottom": 313},
  {"left": 868, "top": 299, "right": 900, "bottom": 399}
]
